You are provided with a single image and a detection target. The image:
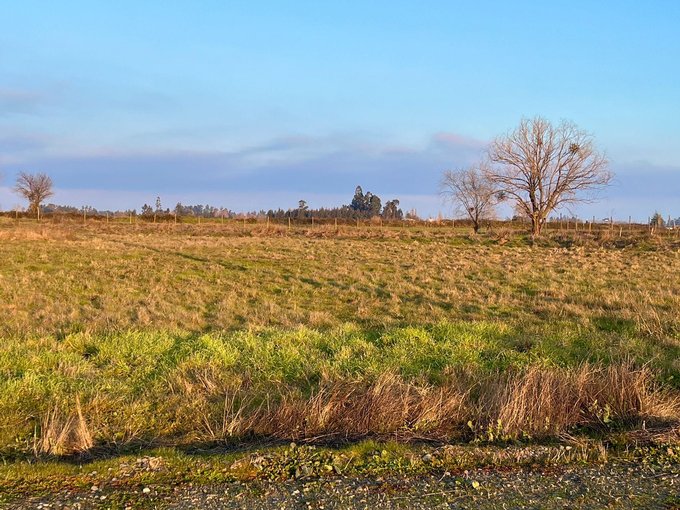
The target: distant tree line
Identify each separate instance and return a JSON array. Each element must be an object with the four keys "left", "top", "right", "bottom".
[
  {"left": 266, "top": 186, "right": 403, "bottom": 220},
  {"left": 650, "top": 212, "right": 680, "bottom": 228},
  {"left": 171, "top": 203, "right": 234, "bottom": 218},
  {"left": 16, "top": 185, "right": 404, "bottom": 221},
  {"left": 137, "top": 186, "right": 404, "bottom": 221},
  {"left": 5, "top": 118, "right": 677, "bottom": 233}
]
